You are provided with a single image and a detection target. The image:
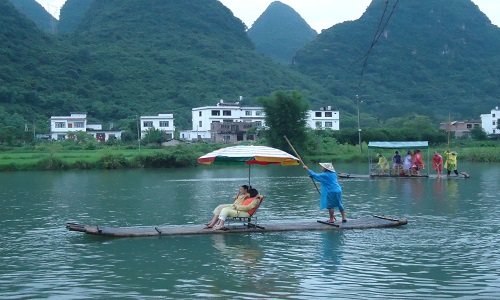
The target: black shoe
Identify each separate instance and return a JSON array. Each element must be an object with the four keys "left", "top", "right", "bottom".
[{"left": 342, "top": 219, "right": 347, "bottom": 223}]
